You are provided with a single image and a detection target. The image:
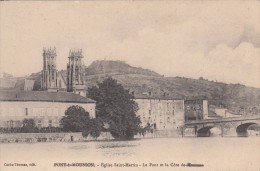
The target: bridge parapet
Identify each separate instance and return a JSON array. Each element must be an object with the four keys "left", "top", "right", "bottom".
[
  {"left": 185, "top": 116, "right": 260, "bottom": 125},
  {"left": 183, "top": 116, "right": 260, "bottom": 137}
]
